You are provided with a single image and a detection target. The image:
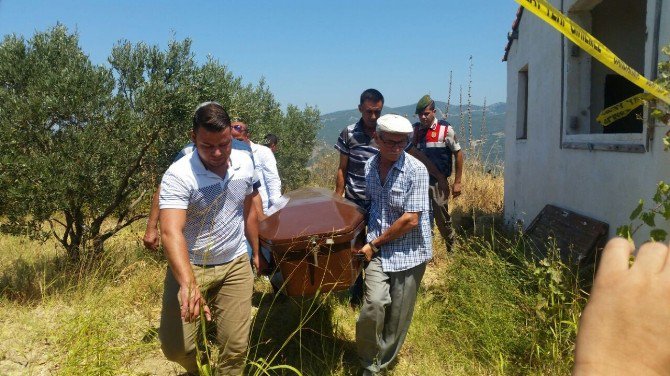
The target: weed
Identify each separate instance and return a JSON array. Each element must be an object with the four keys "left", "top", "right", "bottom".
[{"left": 0, "top": 156, "right": 587, "bottom": 375}]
